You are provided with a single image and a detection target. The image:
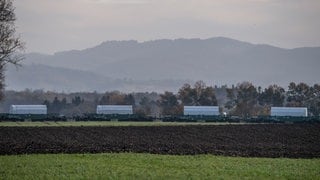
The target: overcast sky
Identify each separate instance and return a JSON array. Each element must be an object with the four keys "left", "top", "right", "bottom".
[{"left": 15, "top": 0, "right": 320, "bottom": 54}]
